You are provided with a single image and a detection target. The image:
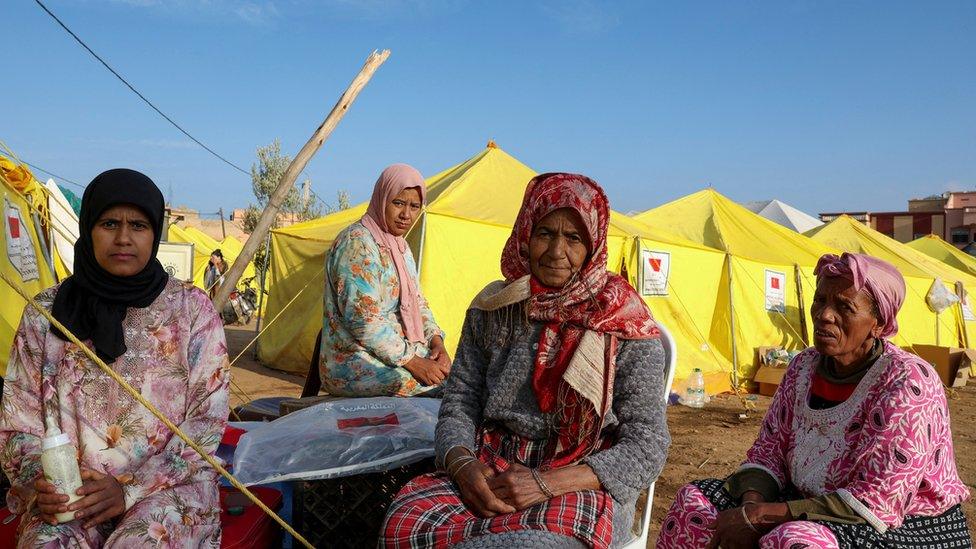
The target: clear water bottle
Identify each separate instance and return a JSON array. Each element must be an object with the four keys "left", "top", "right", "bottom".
[{"left": 680, "top": 368, "right": 706, "bottom": 408}]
